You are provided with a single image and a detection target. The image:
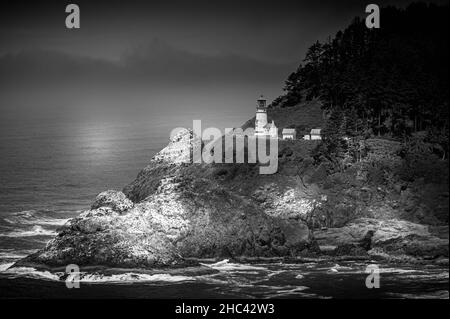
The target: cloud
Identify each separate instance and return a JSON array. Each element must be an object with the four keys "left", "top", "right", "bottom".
[
  {"left": 0, "top": 39, "right": 294, "bottom": 91},
  {"left": 121, "top": 39, "right": 294, "bottom": 84},
  {"left": 0, "top": 39, "right": 296, "bottom": 126}
]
